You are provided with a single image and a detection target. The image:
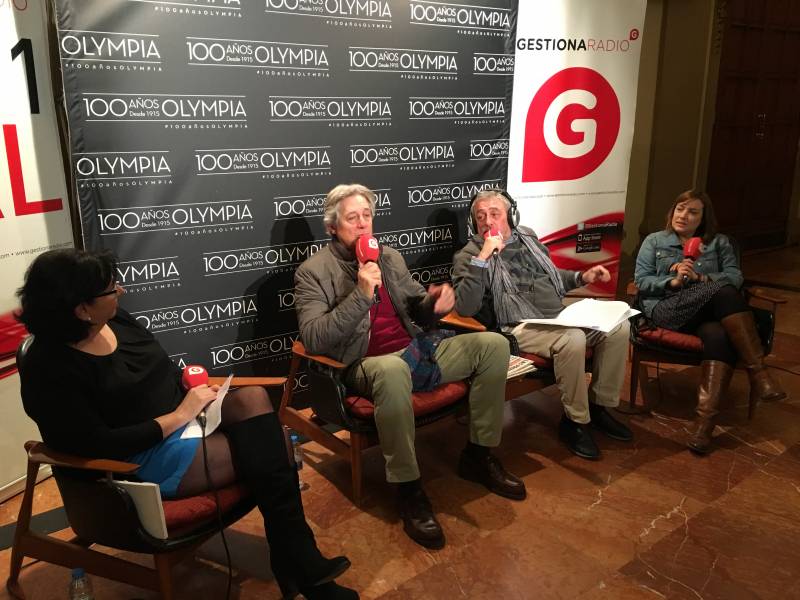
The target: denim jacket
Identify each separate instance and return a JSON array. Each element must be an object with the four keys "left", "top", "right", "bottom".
[{"left": 634, "top": 230, "right": 743, "bottom": 318}]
